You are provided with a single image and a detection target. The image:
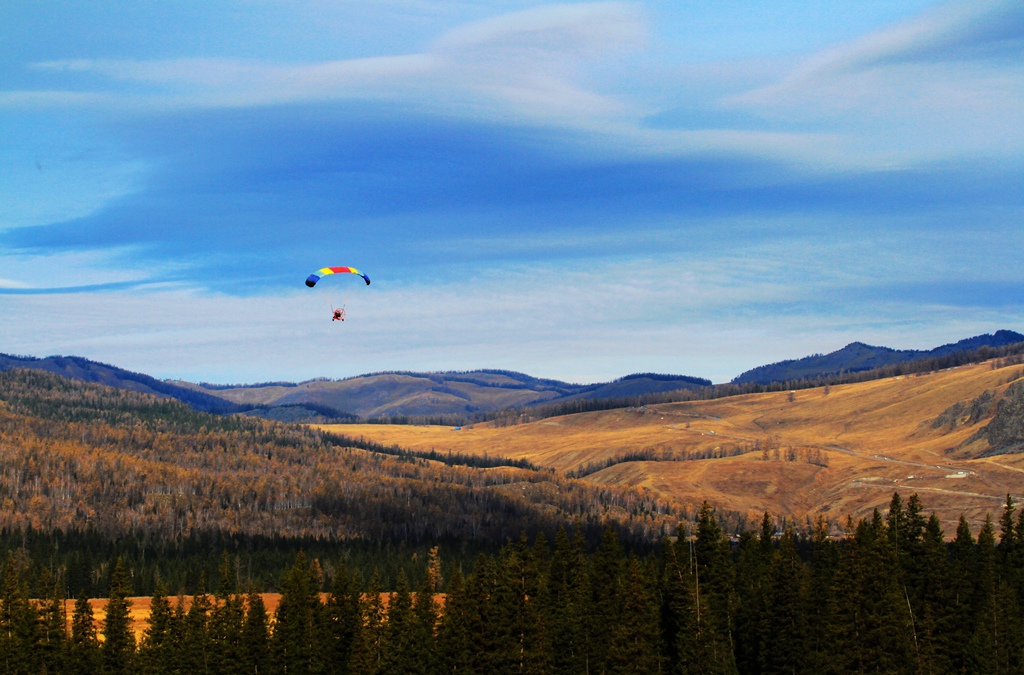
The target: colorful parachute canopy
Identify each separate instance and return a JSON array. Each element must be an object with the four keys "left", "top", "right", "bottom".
[{"left": 305, "top": 266, "right": 371, "bottom": 288}]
